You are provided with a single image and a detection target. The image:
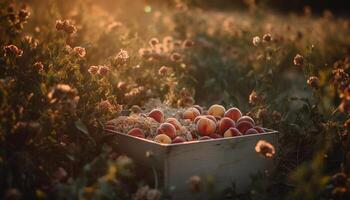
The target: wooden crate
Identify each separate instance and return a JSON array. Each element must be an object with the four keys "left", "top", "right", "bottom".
[{"left": 107, "top": 129, "right": 278, "bottom": 199}]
